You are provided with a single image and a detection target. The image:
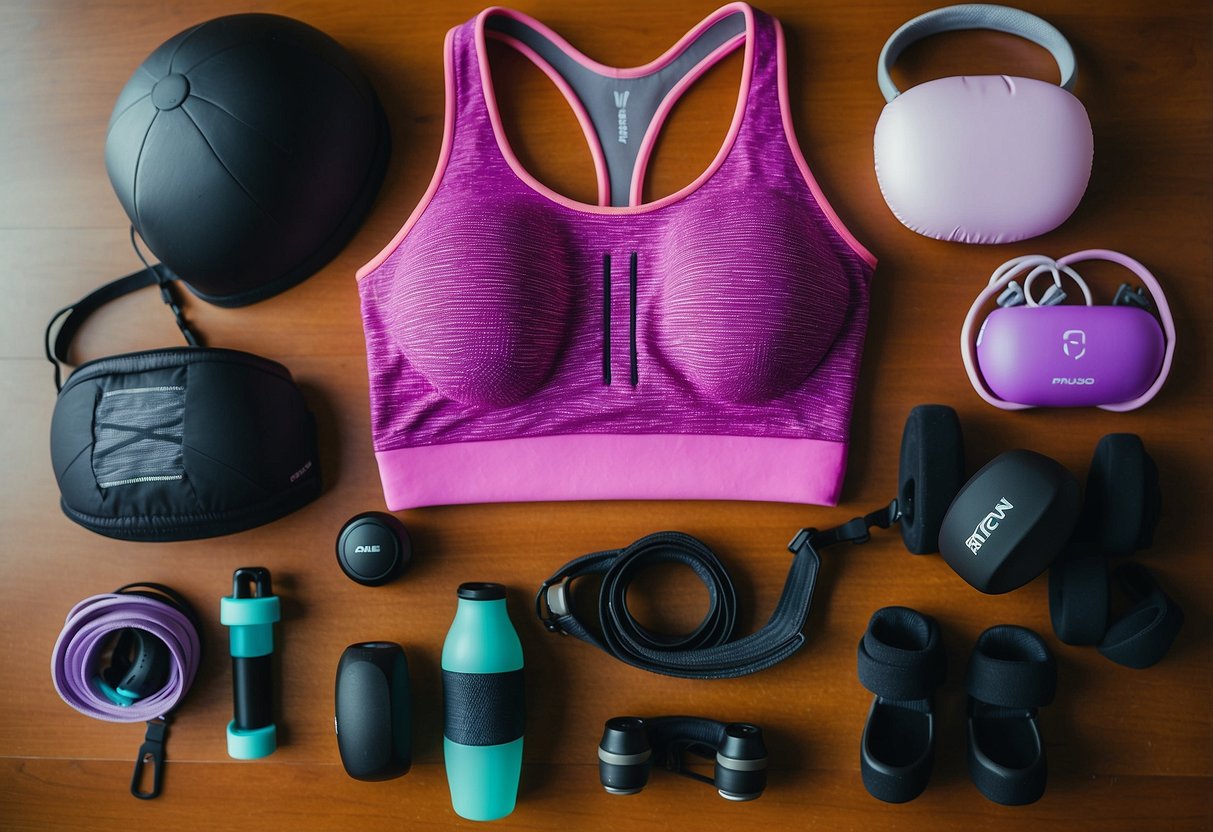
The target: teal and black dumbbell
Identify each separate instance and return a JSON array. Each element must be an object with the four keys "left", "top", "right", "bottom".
[{"left": 220, "top": 567, "right": 280, "bottom": 759}]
